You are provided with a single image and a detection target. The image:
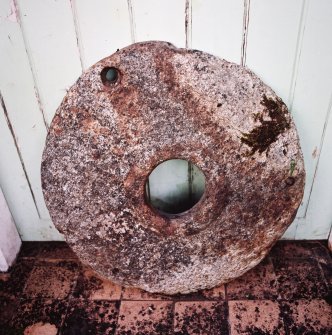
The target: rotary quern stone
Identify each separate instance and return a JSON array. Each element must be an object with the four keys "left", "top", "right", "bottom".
[{"left": 41, "top": 41, "right": 305, "bottom": 294}]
